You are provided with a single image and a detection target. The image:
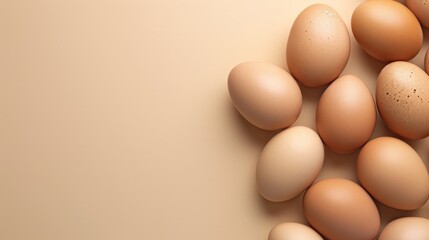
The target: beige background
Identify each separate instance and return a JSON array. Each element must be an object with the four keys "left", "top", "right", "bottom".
[{"left": 0, "top": 0, "right": 428, "bottom": 239}]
